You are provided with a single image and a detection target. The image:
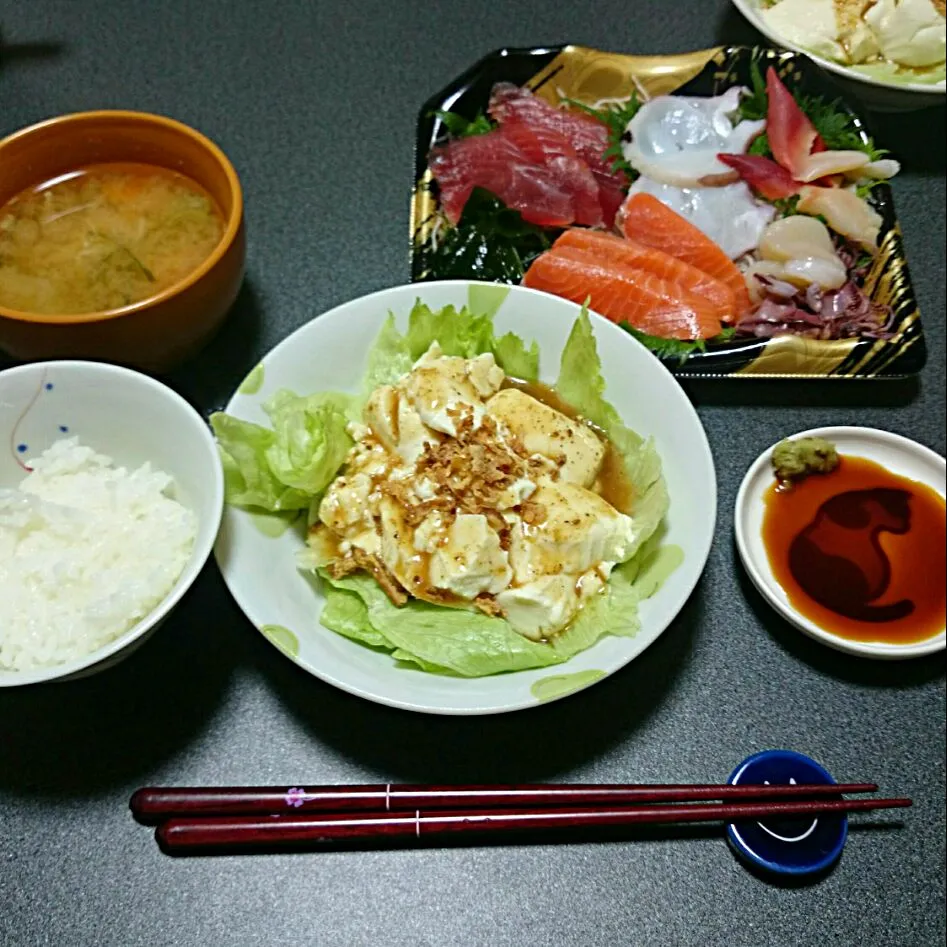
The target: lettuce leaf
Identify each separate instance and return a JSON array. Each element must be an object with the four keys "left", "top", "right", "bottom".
[
  {"left": 211, "top": 413, "right": 312, "bottom": 512},
  {"left": 319, "top": 571, "right": 563, "bottom": 677},
  {"left": 210, "top": 390, "right": 355, "bottom": 513},
  {"left": 555, "top": 309, "right": 668, "bottom": 559}
]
